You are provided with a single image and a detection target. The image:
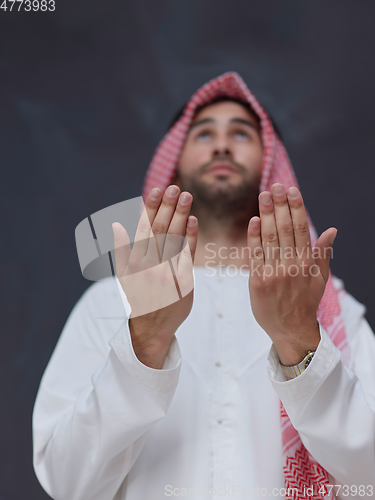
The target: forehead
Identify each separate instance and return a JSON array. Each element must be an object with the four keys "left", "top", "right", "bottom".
[{"left": 191, "top": 101, "right": 260, "bottom": 127}]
